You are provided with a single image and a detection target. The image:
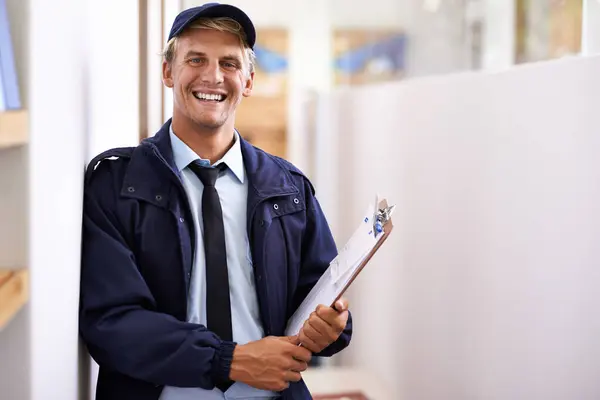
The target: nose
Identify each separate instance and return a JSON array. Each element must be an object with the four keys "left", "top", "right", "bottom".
[{"left": 200, "top": 60, "right": 224, "bottom": 85}]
